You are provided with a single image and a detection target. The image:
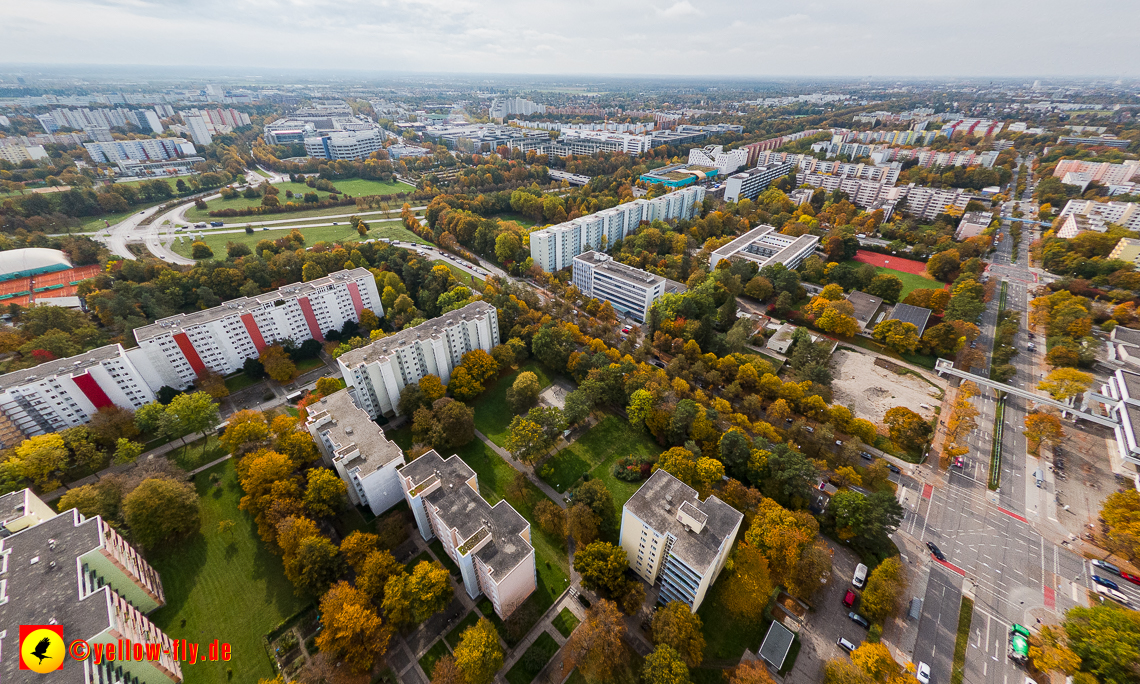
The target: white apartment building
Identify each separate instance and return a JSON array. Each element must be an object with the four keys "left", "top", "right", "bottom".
[
  {"left": 0, "top": 344, "right": 156, "bottom": 449},
  {"left": 1054, "top": 159, "right": 1140, "bottom": 187},
  {"left": 1057, "top": 200, "right": 1140, "bottom": 237},
  {"left": 620, "top": 470, "right": 743, "bottom": 612},
  {"left": 304, "top": 129, "right": 386, "bottom": 161},
  {"left": 338, "top": 302, "right": 499, "bottom": 418},
  {"left": 900, "top": 185, "right": 983, "bottom": 221},
  {"left": 724, "top": 161, "right": 796, "bottom": 203},
  {"left": 687, "top": 145, "right": 749, "bottom": 176},
  {"left": 0, "top": 144, "right": 48, "bottom": 165},
  {"left": 489, "top": 97, "right": 546, "bottom": 119},
  {"left": 799, "top": 173, "right": 907, "bottom": 213},
  {"left": 708, "top": 225, "right": 821, "bottom": 272},
  {"left": 306, "top": 389, "right": 406, "bottom": 516},
  {"left": 0, "top": 489, "right": 182, "bottom": 684},
  {"left": 399, "top": 450, "right": 537, "bottom": 619},
  {"left": 572, "top": 251, "right": 665, "bottom": 324},
  {"left": 1100, "top": 367, "right": 1140, "bottom": 485},
  {"left": 183, "top": 115, "right": 212, "bottom": 146},
  {"left": 529, "top": 188, "right": 705, "bottom": 273},
  {"left": 132, "top": 268, "right": 381, "bottom": 390},
  {"left": 83, "top": 138, "right": 196, "bottom": 164}
]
